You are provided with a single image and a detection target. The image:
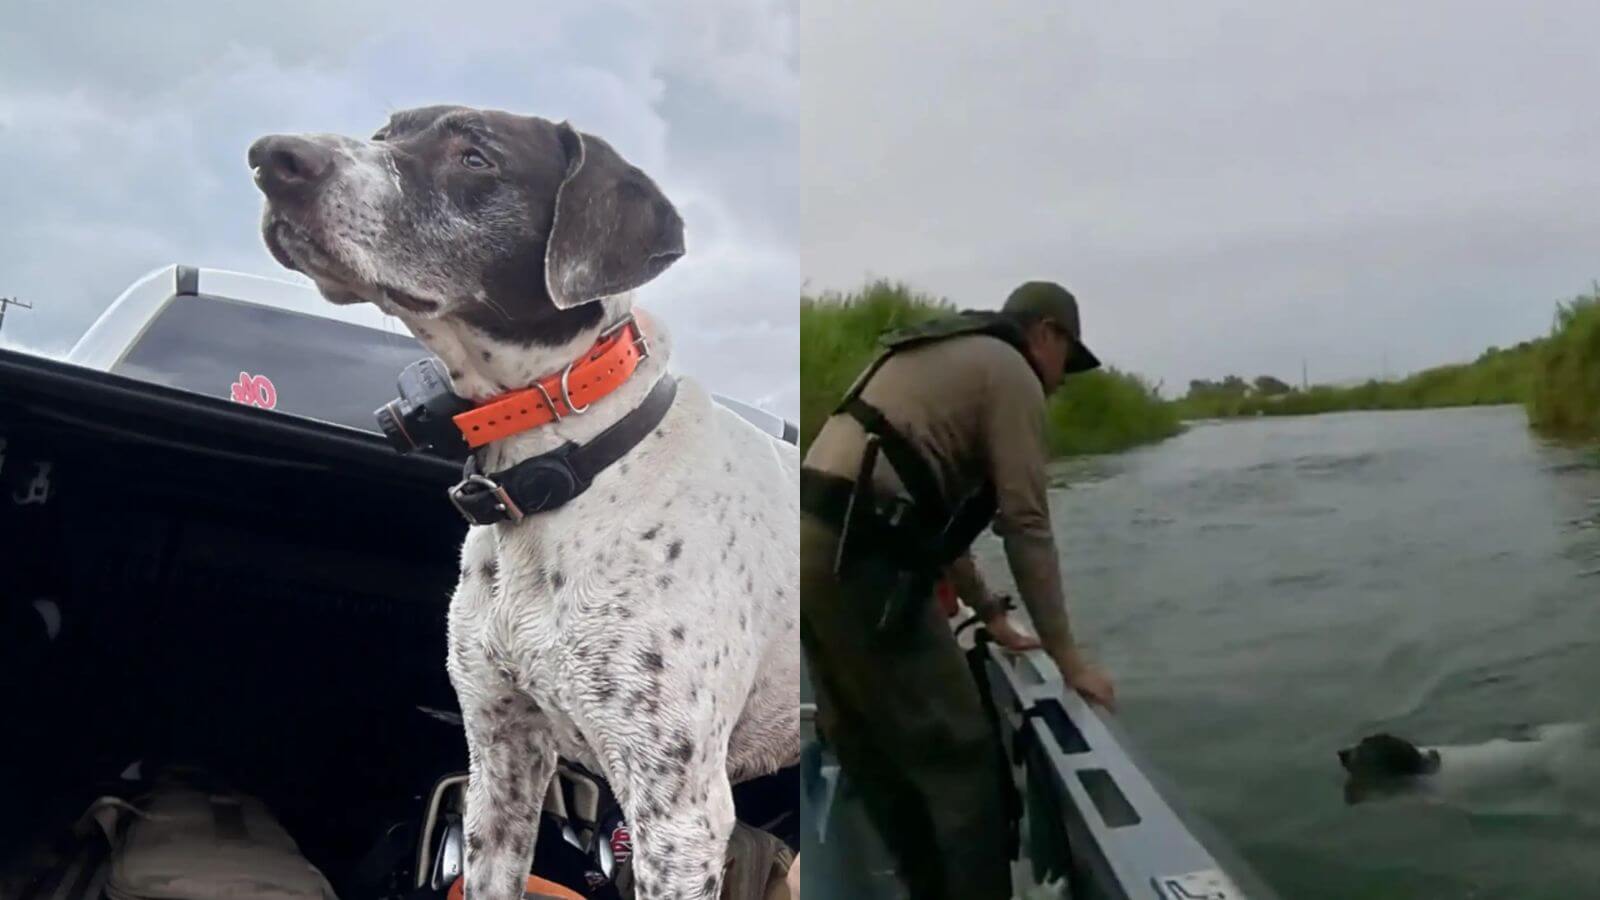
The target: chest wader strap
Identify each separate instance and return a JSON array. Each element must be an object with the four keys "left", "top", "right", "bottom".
[
  {"left": 842, "top": 396, "right": 1002, "bottom": 564},
  {"left": 942, "top": 482, "right": 999, "bottom": 560},
  {"left": 832, "top": 434, "right": 882, "bottom": 578},
  {"left": 833, "top": 398, "right": 1002, "bottom": 634},
  {"left": 823, "top": 314, "right": 1031, "bottom": 629},
  {"left": 840, "top": 396, "right": 949, "bottom": 527}
]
